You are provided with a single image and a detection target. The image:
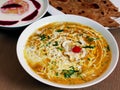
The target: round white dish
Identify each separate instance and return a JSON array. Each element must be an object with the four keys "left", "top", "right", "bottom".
[
  {"left": 16, "top": 15, "right": 119, "bottom": 89},
  {"left": 0, "top": 0, "right": 49, "bottom": 28}
]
